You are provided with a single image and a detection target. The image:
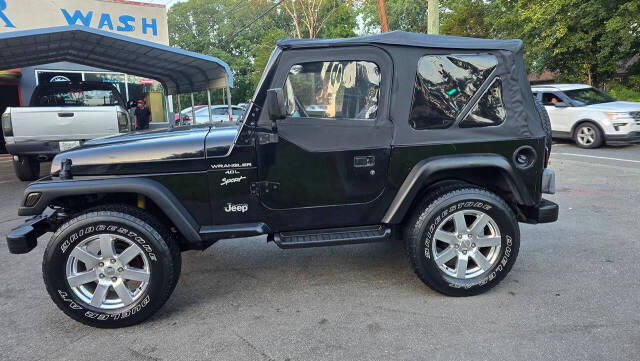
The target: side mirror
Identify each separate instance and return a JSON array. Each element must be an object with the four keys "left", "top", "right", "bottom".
[
  {"left": 127, "top": 100, "right": 137, "bottom": 109},
  {"left": 266, "top": 88, "right": 287, "bottom": 121},
  {"left": 554, "top": 101, "right": 570, "bottom": 108}
]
